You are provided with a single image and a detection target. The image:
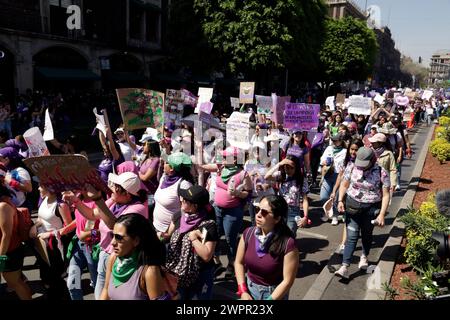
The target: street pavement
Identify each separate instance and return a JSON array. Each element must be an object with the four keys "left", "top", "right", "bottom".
[{"left": 0, "top": 123, "right": 432, "bottom": 300}]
